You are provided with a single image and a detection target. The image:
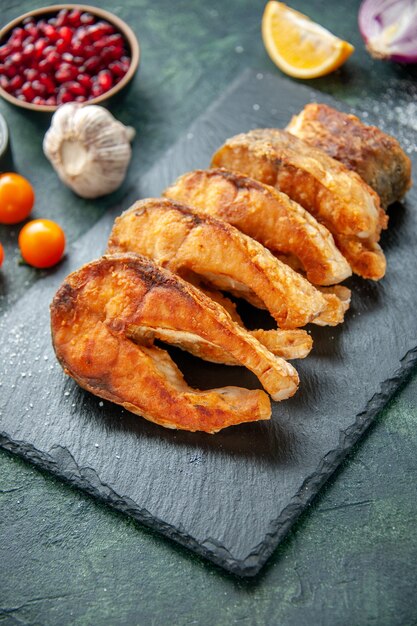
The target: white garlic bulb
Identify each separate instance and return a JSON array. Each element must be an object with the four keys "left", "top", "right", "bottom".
[{"left": 43, "top": 103, "right": 135, "bottom": 199}]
